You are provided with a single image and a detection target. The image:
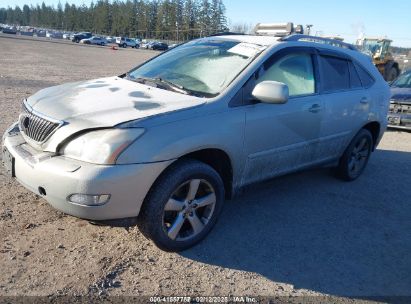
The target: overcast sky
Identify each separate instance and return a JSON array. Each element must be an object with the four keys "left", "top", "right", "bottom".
[{"left": 2, "top": 0, "right": 411, "bottom": 47}]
